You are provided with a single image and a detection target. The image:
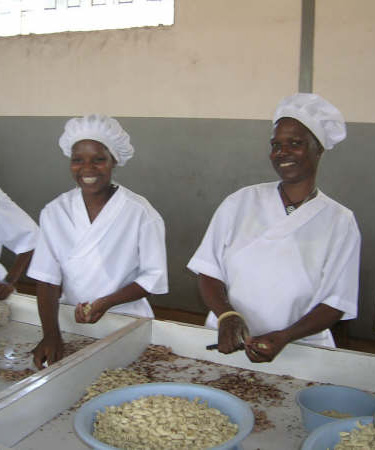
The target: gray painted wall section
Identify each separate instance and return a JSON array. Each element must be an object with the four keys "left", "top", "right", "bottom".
[{"left": 0, "top": 117, "right": 374, "bottom": 339}]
